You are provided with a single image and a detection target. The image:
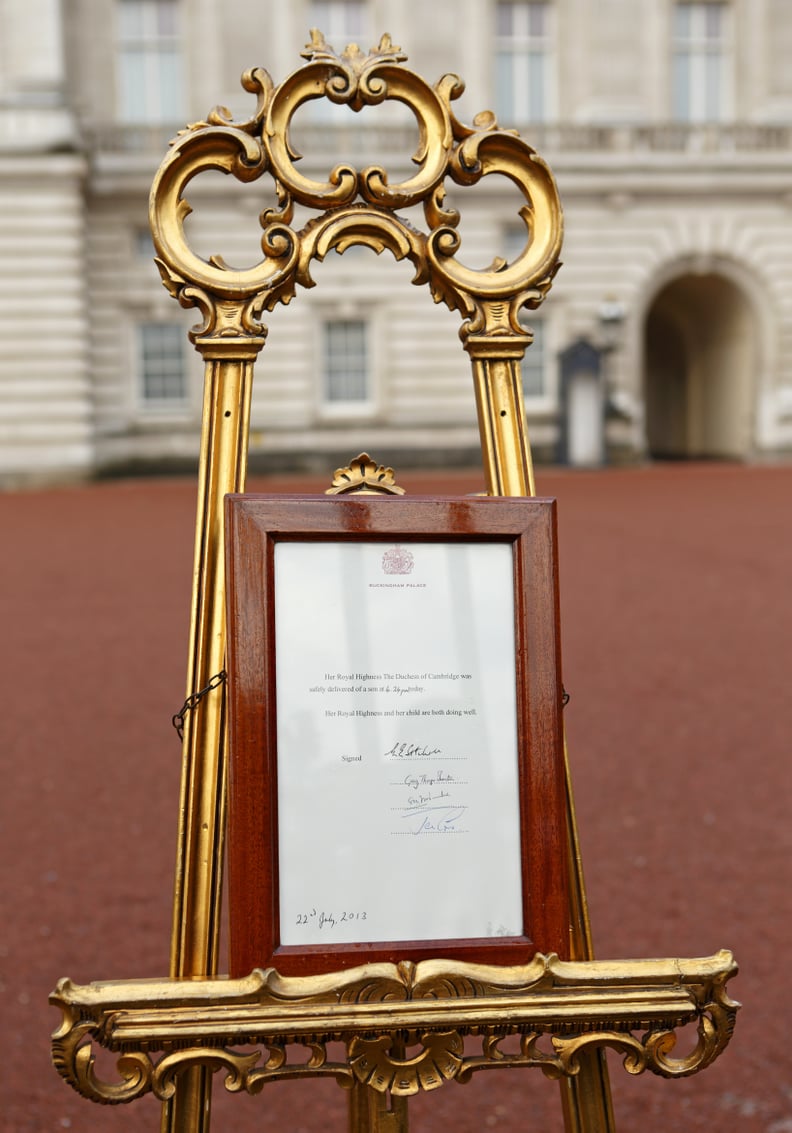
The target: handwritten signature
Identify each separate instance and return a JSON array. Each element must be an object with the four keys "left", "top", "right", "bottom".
[
  {"left": 411, "top": 807, "right": 467, "bottom": 834},
  {"left": 407, "top": 789, "right": 450, "bottom": 807},
  {"left": 384, "top": 740, "right": 442, "bottom": 759},
  {"left": 403, "top": 771, "right": 455, "bottom": 790}
]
